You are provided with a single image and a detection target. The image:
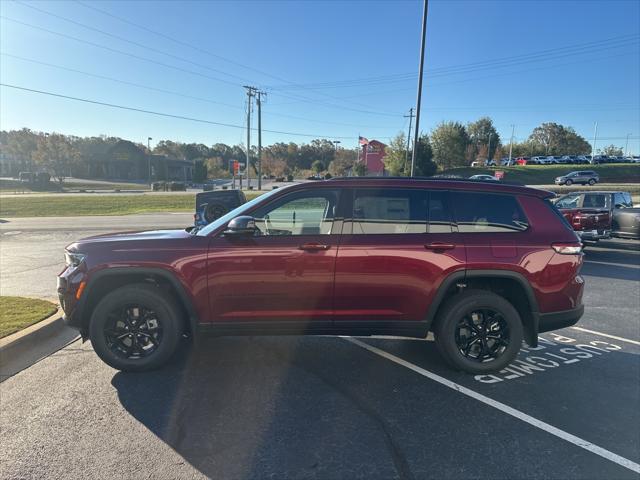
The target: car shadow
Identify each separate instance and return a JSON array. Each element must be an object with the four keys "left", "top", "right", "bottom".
[
  {"left": 111, "top": 336, "right": 413, "bottom": 479},
  {"left": 110, "top": 335, "right": 640, "bottom": 480}
]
